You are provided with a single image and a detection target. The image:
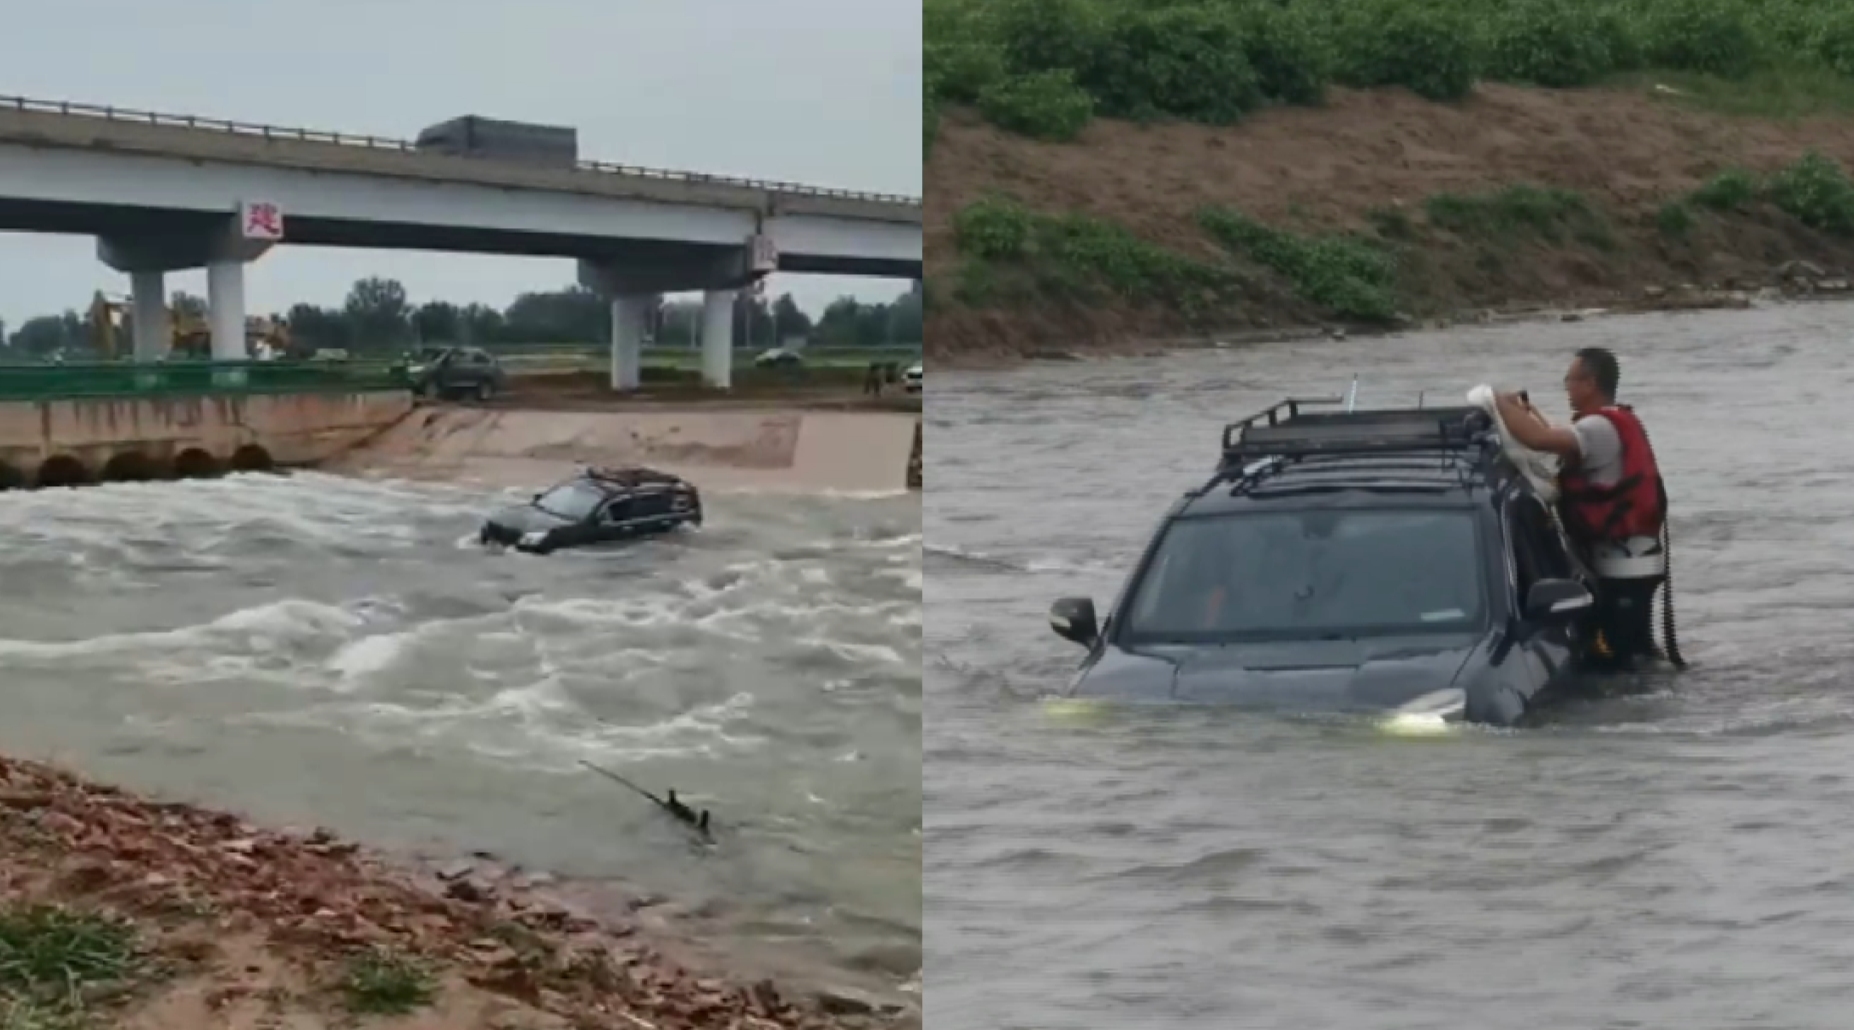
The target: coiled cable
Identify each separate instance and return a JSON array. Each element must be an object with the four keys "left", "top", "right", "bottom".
[{"left": 1636, "top": 413, "right": 1687, "bottom": 669}]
